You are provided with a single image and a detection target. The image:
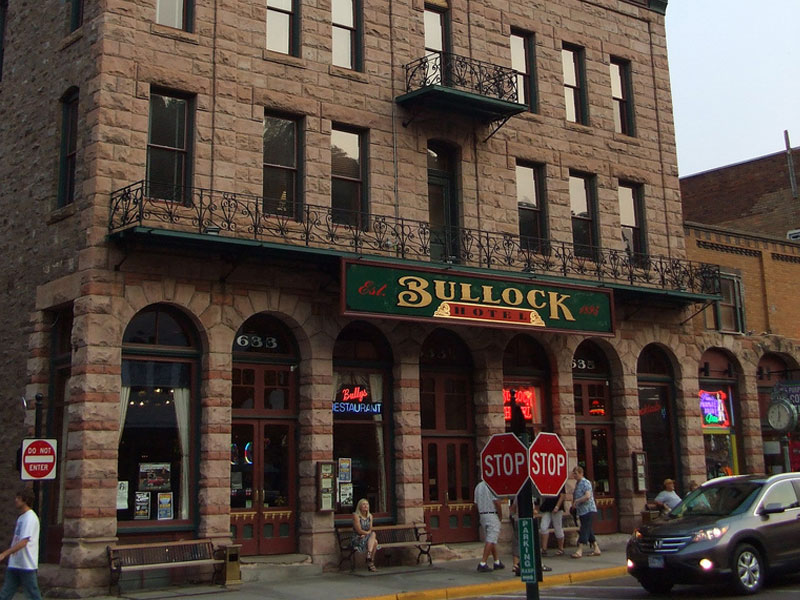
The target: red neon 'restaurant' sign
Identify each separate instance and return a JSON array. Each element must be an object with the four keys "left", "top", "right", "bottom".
[{"left": 503, "top": 387, "right": 537, "bottom": 421}]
